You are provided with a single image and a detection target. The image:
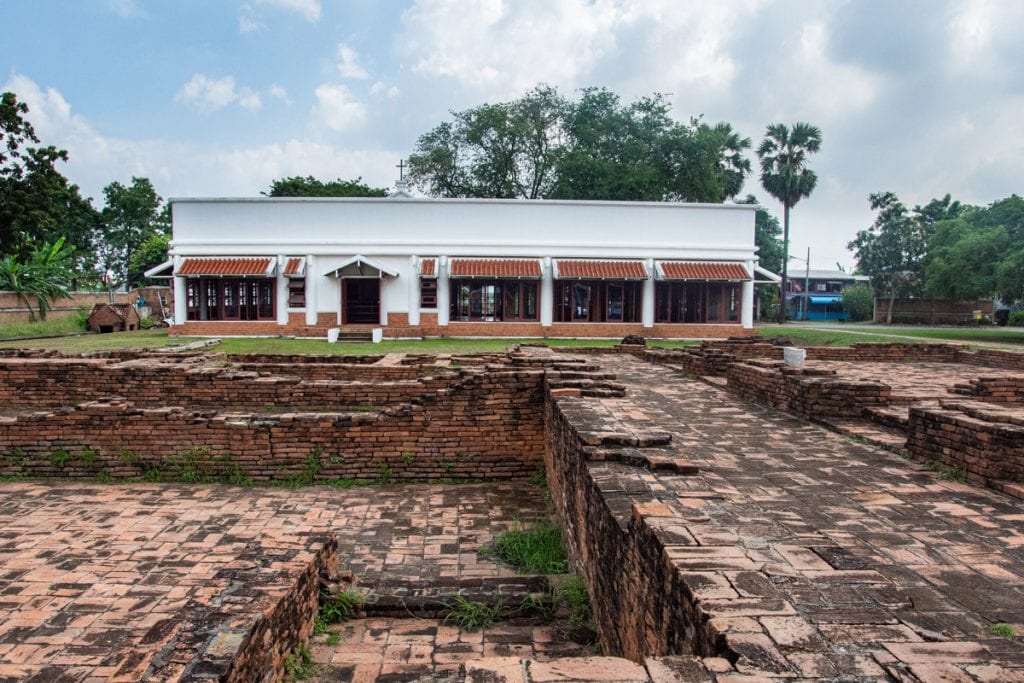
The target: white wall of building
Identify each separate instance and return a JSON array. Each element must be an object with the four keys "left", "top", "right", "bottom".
[{"left": 169, "top": 196, "right": 758, "bottom": 328}]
